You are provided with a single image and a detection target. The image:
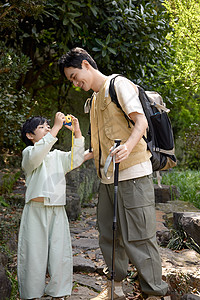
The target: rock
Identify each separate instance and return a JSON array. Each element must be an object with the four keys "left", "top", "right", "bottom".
[
  {"left": 154, "top": 184, "right": 180, "bottom": 203},
  {"left": 73, "top": 256, "right": 96, "bottom": 273},
  {"left": 173, "top": 212, "right": 200, "bottom": 246},
  {"left": 0, "top": 253, "right": 8, "bottom": 268},
  {"left": 6, "top": 232, "right": 18, "bottom": 253},
  {"left": 72, "top": 238, "right": 99, "bottom": 250},
  {"left": 160, "top": 247, "right": 200, "bottom": 297},
  {"left": 181, "top": 294, "right": 200, "bottom": 300},
  {"left": 157, "top": 229, "right": 171, "bottom": 247},
  {"left": 0, "top": 265, "right": 12, "bottom": 300},
  {"left": 69, "top": 284, "right": 98, "bottom": 299},
  {"left": 73, "top": 273, "right": 104, "bottom": 292},
  {"left": 160, "top": 247, "right": 200, "bottom": 272},
  {"left": 65, "top": 160, "right": 100, "bottom": 220},
  {"left": 66, "top": 194, "right": 81, "bottom": 220},
  {"left": 156, "top": 200, "right": 200, "bottom": 215},
  {"left": 156, "top": 210, "right": 171, "bottom": 246}
]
